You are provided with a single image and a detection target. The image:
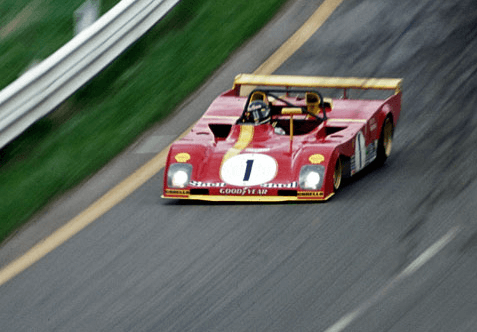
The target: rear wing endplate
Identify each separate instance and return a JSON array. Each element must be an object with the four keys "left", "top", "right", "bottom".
[{"left": 233, "top": 74, "right": 402, "bottom": 96}]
